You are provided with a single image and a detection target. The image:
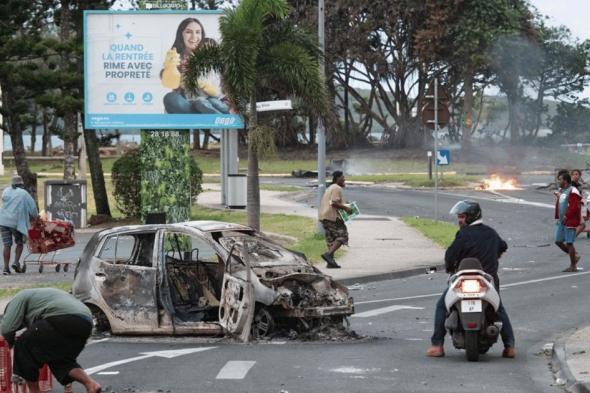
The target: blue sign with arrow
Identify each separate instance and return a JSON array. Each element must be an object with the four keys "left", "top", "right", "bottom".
[{"left": 436, "top": 149, "right": 450, "bottom": 166}]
